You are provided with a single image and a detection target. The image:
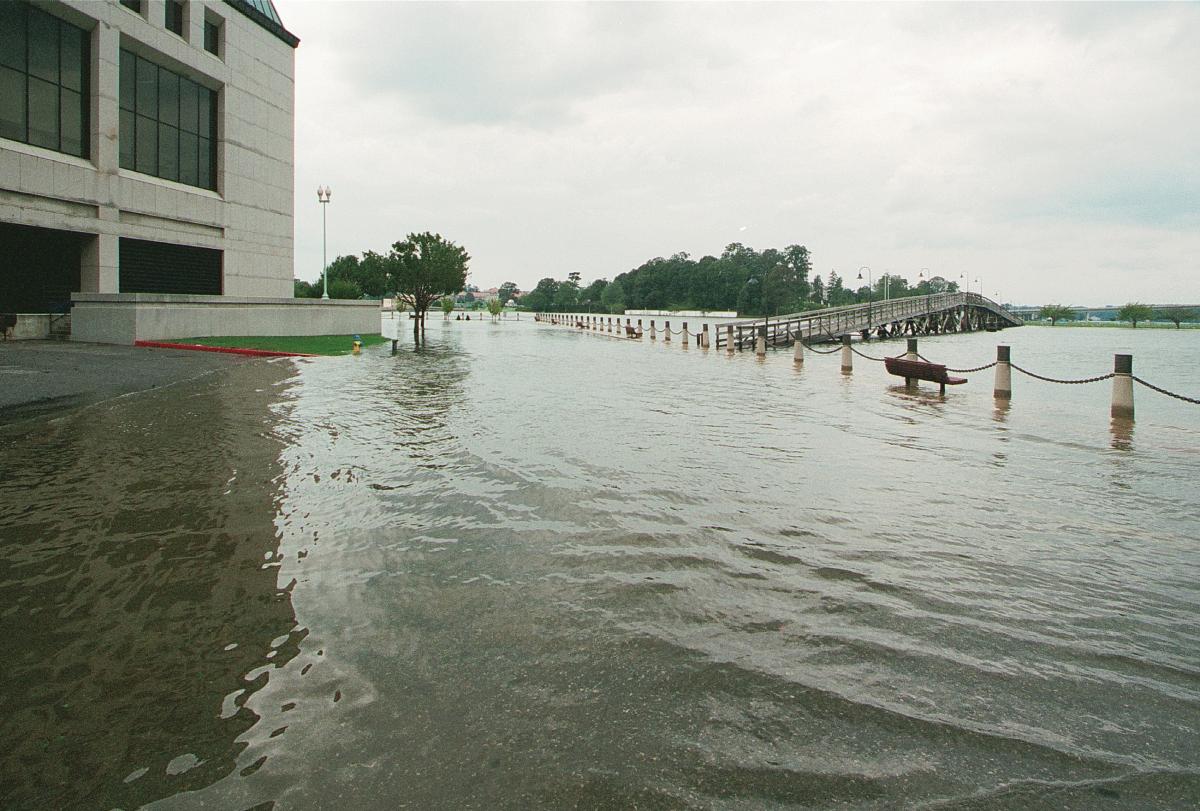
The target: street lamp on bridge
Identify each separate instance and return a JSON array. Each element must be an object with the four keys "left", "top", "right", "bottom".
[{"left": 317, "top": 185, "right": 332, "bottom": 299}]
